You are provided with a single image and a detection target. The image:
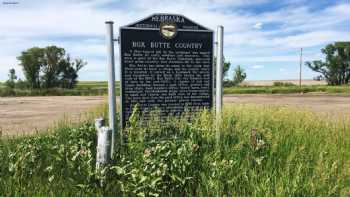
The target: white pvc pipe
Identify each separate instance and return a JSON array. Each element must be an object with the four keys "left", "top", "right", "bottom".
[{"left": 95, "top": 118, "right": 111, "bottom": 169}]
